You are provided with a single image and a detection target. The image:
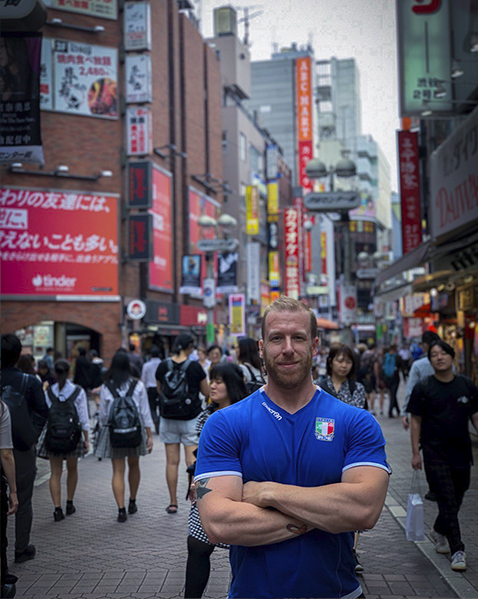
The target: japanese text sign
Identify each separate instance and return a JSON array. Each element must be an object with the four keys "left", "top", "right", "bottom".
[
  {"left": 128, "top": 161, "right": 152, "bottom": 208},
  {"left": 43, "top": 0, "right": 117, "bottom": 19},
  {"left": 126, "top": 107, "right": 152, "bottom": 156},
  {"left": 124, "top": 2, "right": 152, "bottom": 51},
  {"left": 149, "top": 166, "right": 173, "bottom": 292},
  {"left": 125, "top": 54, "right": 152, "bottom": 104},
  {"left": 0, "top": 187, "right": 119, "bottom": 297},
  {"left": 398, "top": 130, "right": 422, "bottom": 253},
  {"left": 128, "top": 214, "right": 152, "bottom": 262},
  {"left": 296, "top": 57, "right": 313, "bottom": 191},
  {"left": 284, "top": 207, "right": 300, "bottom": 300},
  {"left": 246, "top": 185, "right": 259, "bottom": 235},
  {"left": 229, "top": 293, "right": 246, "bottom": 337},
  {"left": 267, "top": 182, "right": 279, "bottom": 217}
]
